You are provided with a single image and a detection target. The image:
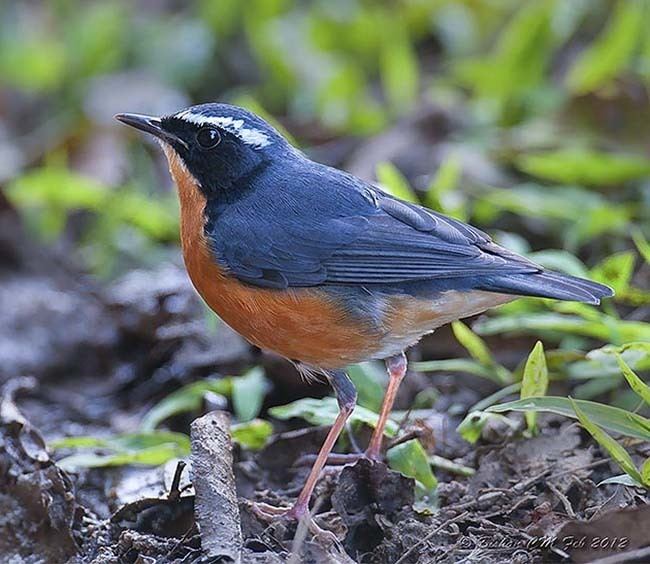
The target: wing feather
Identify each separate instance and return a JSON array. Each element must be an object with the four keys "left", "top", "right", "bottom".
[{"left": 207, "top": 166, "right": 540, "bottom": 289}]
